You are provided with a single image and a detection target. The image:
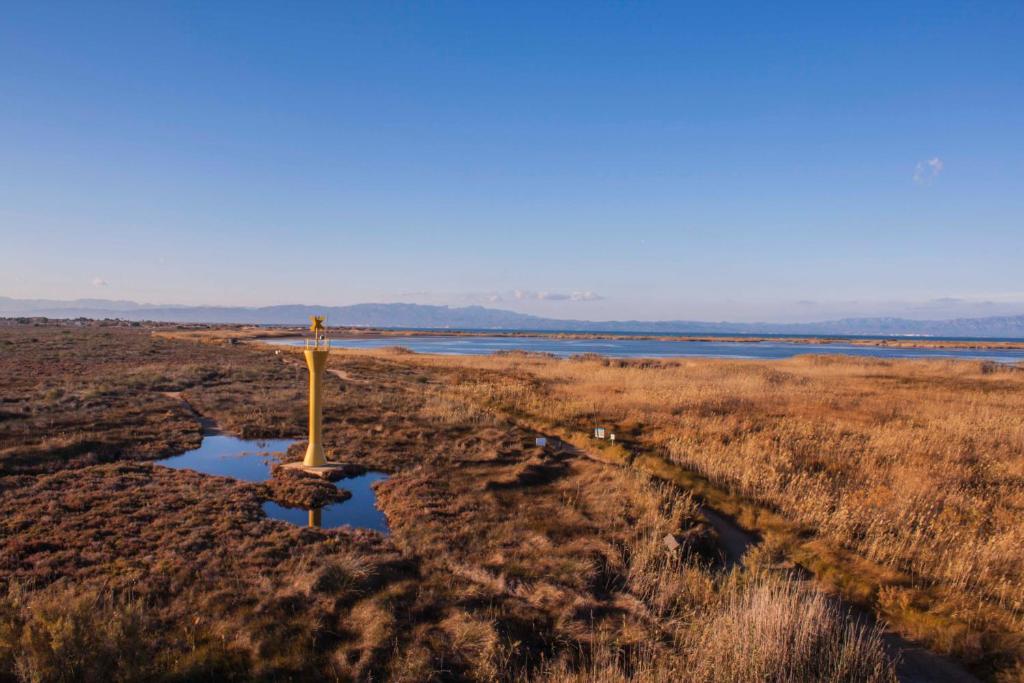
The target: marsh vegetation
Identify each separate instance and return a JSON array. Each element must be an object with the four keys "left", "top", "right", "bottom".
[
  {"left": 0, "top": 322, "right": 1019, "bottom": 680},
  {"left": 400, "top": 349, "right": 1024, "bottom": 678}
]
